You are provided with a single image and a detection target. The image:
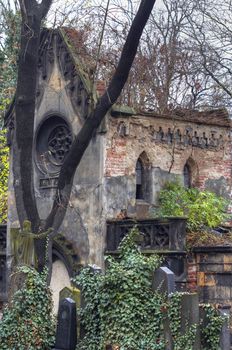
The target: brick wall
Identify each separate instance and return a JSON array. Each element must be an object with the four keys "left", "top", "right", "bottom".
[
  {"left": 104, "top": 114, "right": 231, "bottom": 201},
  {"left": 187, "top": 255, "right": 198, "bottom": 293}
]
